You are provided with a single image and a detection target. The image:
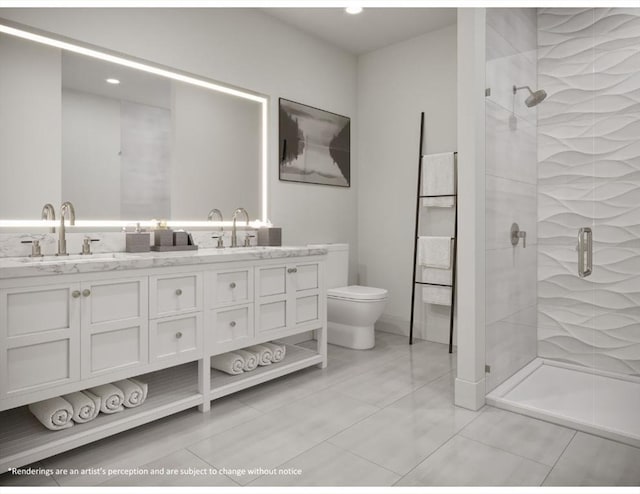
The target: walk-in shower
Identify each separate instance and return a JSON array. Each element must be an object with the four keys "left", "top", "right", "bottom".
[{"left": 484, "top": 8, "right": 640, "bottom": 447}]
